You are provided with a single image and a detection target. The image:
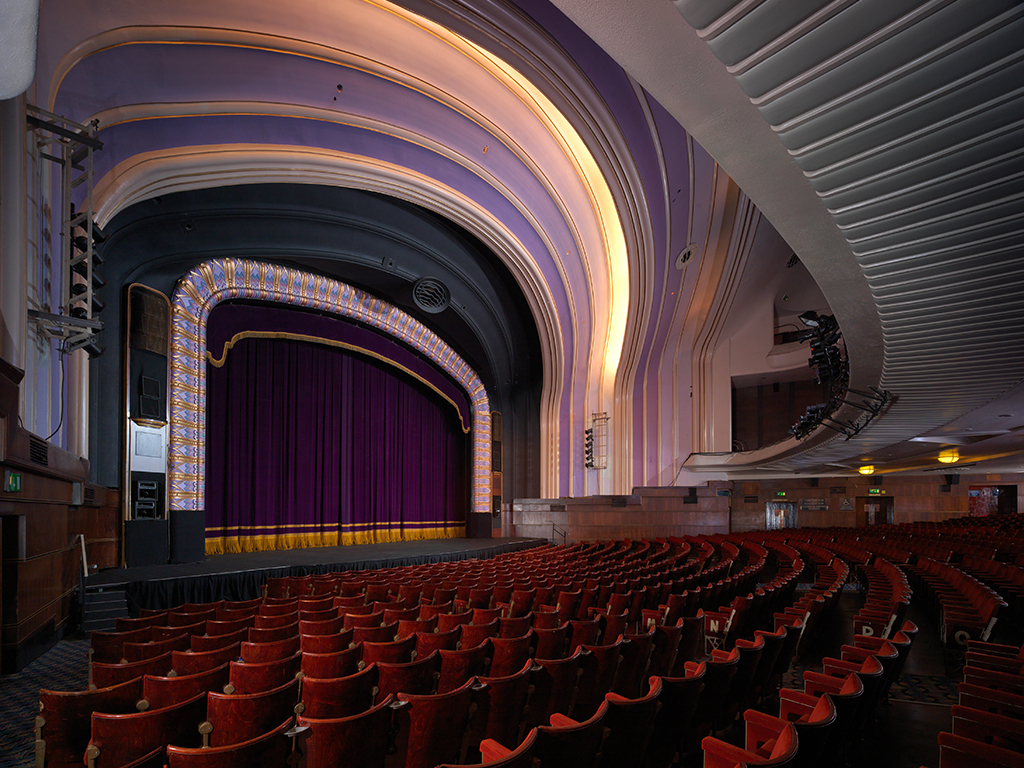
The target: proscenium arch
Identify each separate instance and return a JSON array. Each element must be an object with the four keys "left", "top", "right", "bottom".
[
  {"left": 99, "top": 146, "right": 566, "bottom": 497},
  {"left": 168, "top": 257, "right": 491, "bottom": 522}
]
